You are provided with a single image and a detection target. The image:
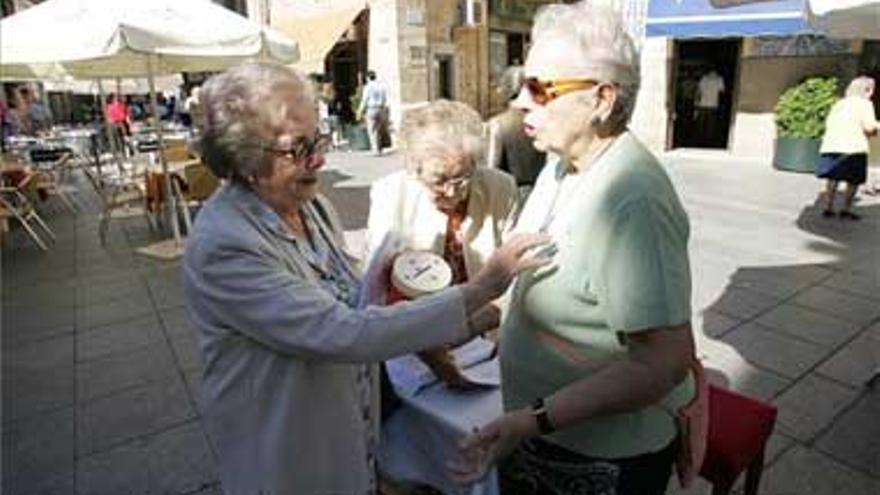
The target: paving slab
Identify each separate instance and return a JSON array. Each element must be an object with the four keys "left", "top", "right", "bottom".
[
  {"left": 76, "top": 314, "right": 165, "bottom": 363},
  {"left": 2, "top": 304, "right": 74, "bottom": 338},
  {"left": 2, "top": 365, "right": 74, "bottom": 424},
  {"left": 183, "top": 369, "right": 205, "bottom": 416},
  {"left": 816, "top": 390, "right": 880, "bottom": 478},
  {"left": 159, "top": 306, "right": 198, "bottom": 339},
  {"left": 2, "top": 335, "right": 74, "bottom": 375},
  {"left": 694, "top": 310, "right": 742, "bottom": 338},
  {"left": 1, "top": 468, "right": 74, "bottom": 495},
  {"left": 170, "top": 332, "right": 203, "bottom": 373},
  {"left": 76, "top": 376, "right": 196, "bottom": 456},
  {"left": 75, "top": 277, "right": 152, "bottom": 308},
  {"left": 765, "top": 432, "right": 799, "bottom": 467},
  {"left": 75, "top": 293, "right": 156, "bottom": 331},
  {"left": 761, "top": 446, "right": 880, "bottom": 495},
  {"left": 792, "top": 285, "right": 880, "bottom": 326},
  {"left": 704, "top": 286, "right": 785, "bottom": 321},
  {"left": 721, "top": 322, "right": 832, "bottom": 379},
  {"left": 726, "top": 263, "right": 832, "bottom": 299},
  {"left": 821, "top": 267, "right": 880, "bottom": 302},
  {"left": 76, "top": 422, "right": 217, "bottom": 495},
  {"left": 146, "top": 275, "right": 187, "bottom": 311},
  {"left": 817, "top": 329, "right": 880, "bottom": 388},
  {"left": 774, "top": 374, "right": 861, "bottom": 442},
  {"left": 76, "top": 343, "right": 178, "bottom": 402},
  {"left": 1, "top": 408, "right": 74, "bottom": 492},
  {"left": 755, "top": 302, "right": 863, "bottom": 348}
]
